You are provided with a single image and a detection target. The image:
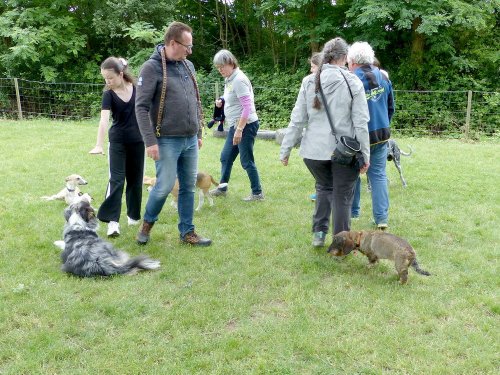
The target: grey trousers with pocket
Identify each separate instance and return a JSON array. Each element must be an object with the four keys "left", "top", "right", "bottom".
[{"left": 303, "top": 158, "right": 359, "bottom": 235}]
